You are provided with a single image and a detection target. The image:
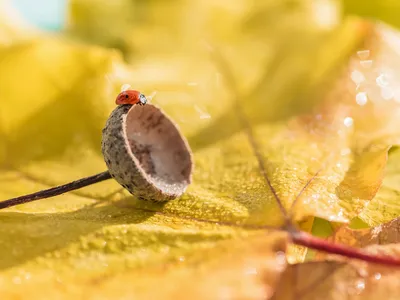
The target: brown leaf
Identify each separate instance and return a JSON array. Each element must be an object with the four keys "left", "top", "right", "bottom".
[
  {"left": 329, "top": 217, "right": 400, "bottom": 248},
  {"left": 274, "top": 244, "right": 400, "bottom": 300}
]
